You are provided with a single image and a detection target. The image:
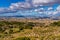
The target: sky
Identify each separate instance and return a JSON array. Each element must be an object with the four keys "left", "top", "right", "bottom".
[
  {"left": 0, "top": 0, "right": 60, "bottom": 17},
  {"left": 0, "top": 0, "right": 25, "bottom": 7}
]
